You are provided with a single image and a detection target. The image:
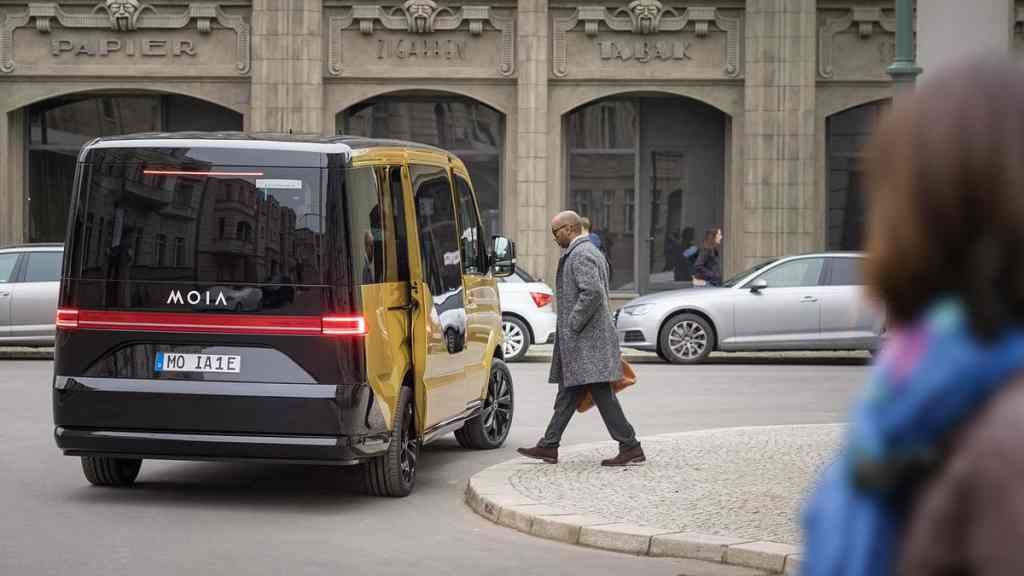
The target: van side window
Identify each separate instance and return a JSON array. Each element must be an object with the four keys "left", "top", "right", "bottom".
[
  {"left": 344, "top": 167, "right": 385, "bottom": 285},
  {"left": 411, "top": 165, "right": 462, "bottom": 297},
  {"left": 453, "top": 173, "right": 486, "bottom": 275},
  {"left": 386, "top": 166, "right": 410, "bottom": 282}
]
